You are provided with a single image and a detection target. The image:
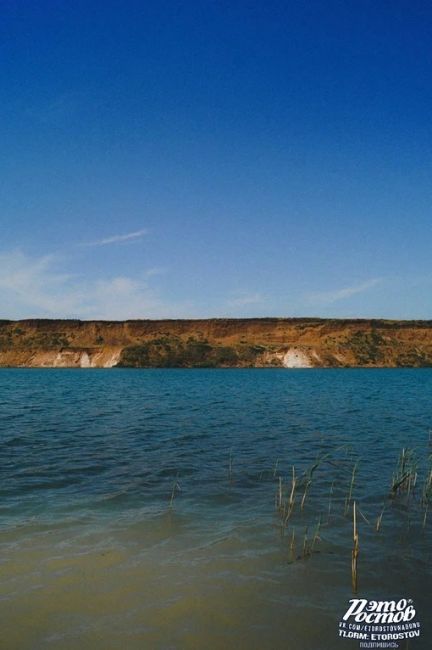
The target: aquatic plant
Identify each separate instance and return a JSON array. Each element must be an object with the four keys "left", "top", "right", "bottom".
[
  {"left": 391, "top": 447, "right": 417, "bottom": 496},
  {"left": 421, "top": 460, "right": 432, "bottom": 505},
  {"left": 169, "top": 477, "right": 181, "bottom": 508},
  {"left": 270, "top": 440, "right": 430, "bottom": 588},
  {"left": 351, "top": 501, "right": 359, "bottom": 593},
  {"left": 327, "top": 480, "right": 334, "bottom": 522},
  {"left": 228, "top": 448, "right": 233, "bottom": 484},
  {"left": 284, "top": 466, "right": 297, "bottom": 524},
  {"left": 289, "top": 527, "right": 296, "bottom": 562},
  {"left": 376, "top": 503, "right": 385, "bottom": 532},
  {"left": 422, "top": 503, "right": 429, "bottom": 529},
  {"left": 300, "top": 479, "right": 311, "bottom": 511},
  {"left": 302, "top": 526, "right": 309, "bottom": 558},
  {"left": 344, "top": 460, "right": 359, "bottom": 515},
  {"left": 311, "top": 515, "right": 321, "bottom": 553},
  {"left": 276, "top": 476, "right": 283, "bottom": 511}
]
